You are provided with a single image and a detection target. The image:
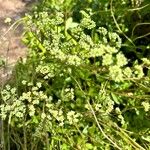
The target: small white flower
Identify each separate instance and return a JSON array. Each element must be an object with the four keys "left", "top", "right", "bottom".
[
  {"left": 11, "top": 88, "right": 16, "bottom": 94},
  {"left": 41, "top": 113, "right": 46, "bottom": 119},
  {"left": 5, "top": 85, "right": 11, "bottom": 90},
  {"left": 102, "top": 54, "right": 113, "bottom": 66},
  {"left": 22, "top": 80, "right": 27, "bottom": 85},
  {"left": 123, "top": 67, "right": 132, "bottom": 78},
  {"left": 4, "top": 17, "right": 12, "bottom": 23},
  {"left": 142, "top": 102, "right": 150, "bottom": 112},
  {"left": 36, "top": 82, "right": 42, "bottom": 88},
  {"left": 116, "top": 53, "right": 127, "bottom": 67},
  {"left": 142, "top": 58, "right": 150, "bottom": 66},
  {"left": 134, "top": 65, "right": 144, "bottom": 78},
  {"left": 32, "top": 86, "right": 38, "bottom": 91}
]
